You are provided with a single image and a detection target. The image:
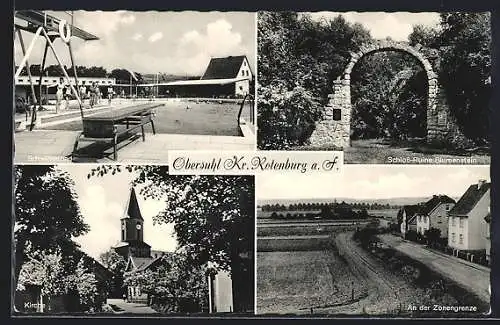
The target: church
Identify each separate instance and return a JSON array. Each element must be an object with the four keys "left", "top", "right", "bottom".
[{"left": 112, "top": 187, "right": 237, "bottom": 313}]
